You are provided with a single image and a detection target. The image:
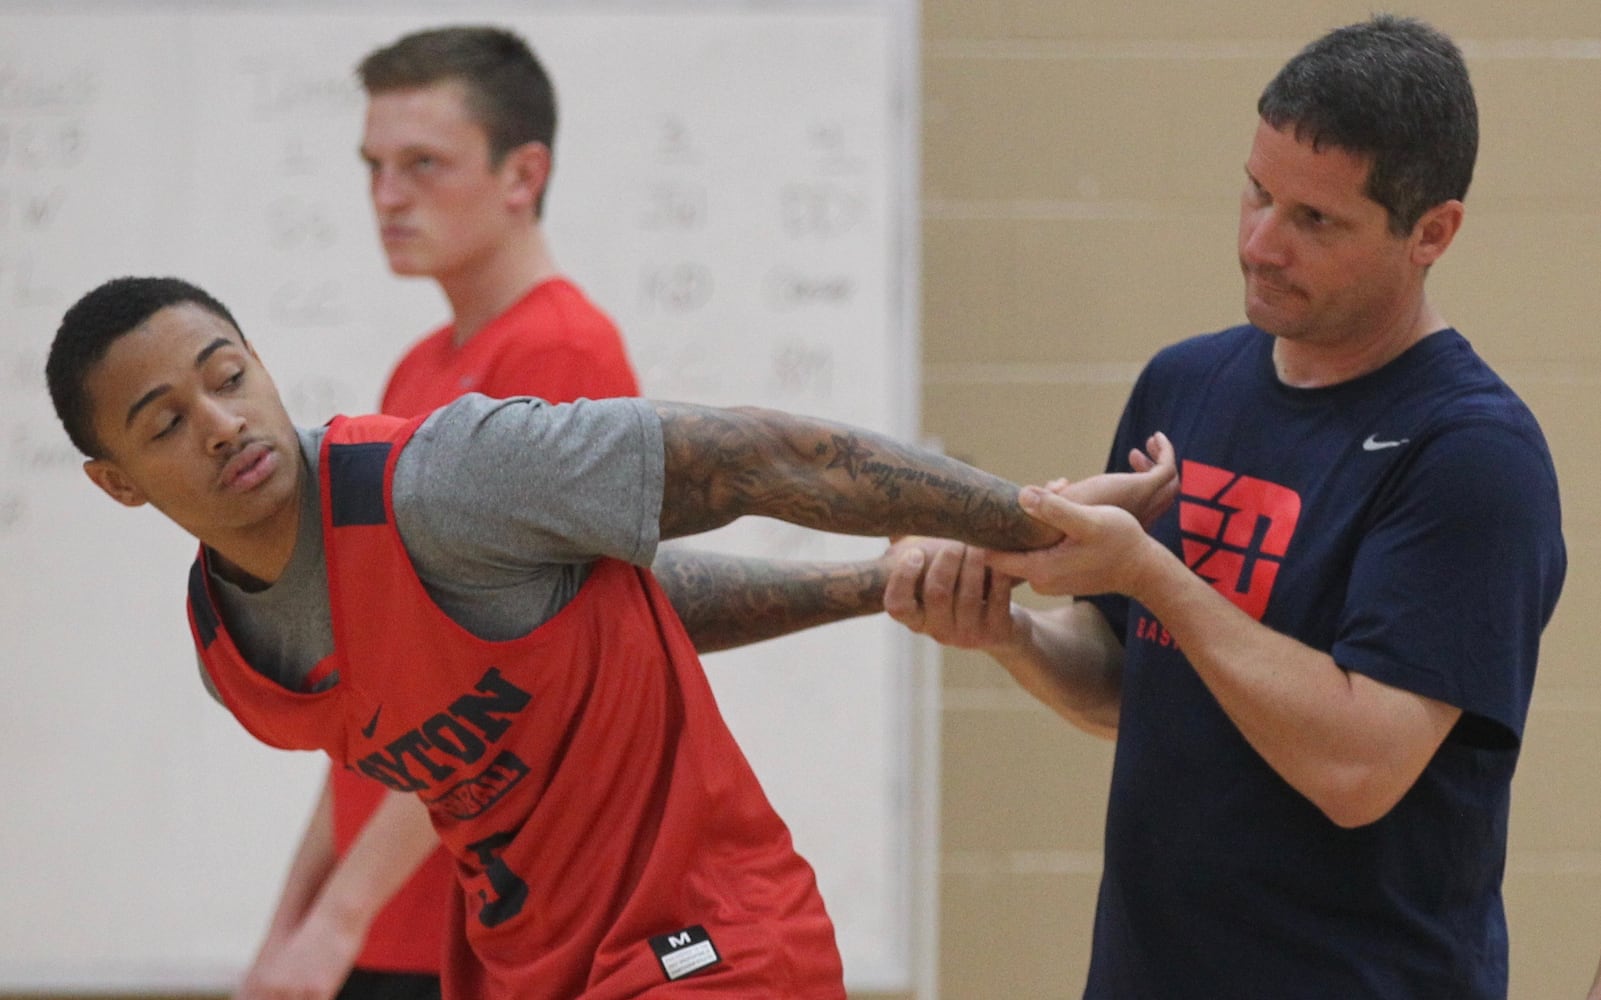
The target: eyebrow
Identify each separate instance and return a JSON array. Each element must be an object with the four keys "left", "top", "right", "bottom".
[
  {"left": 1243, "top": 167, "right": 1344, "bottom": 220},
  {"left": 123, "top": 336, "right": 236, "bottom": 429}
]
